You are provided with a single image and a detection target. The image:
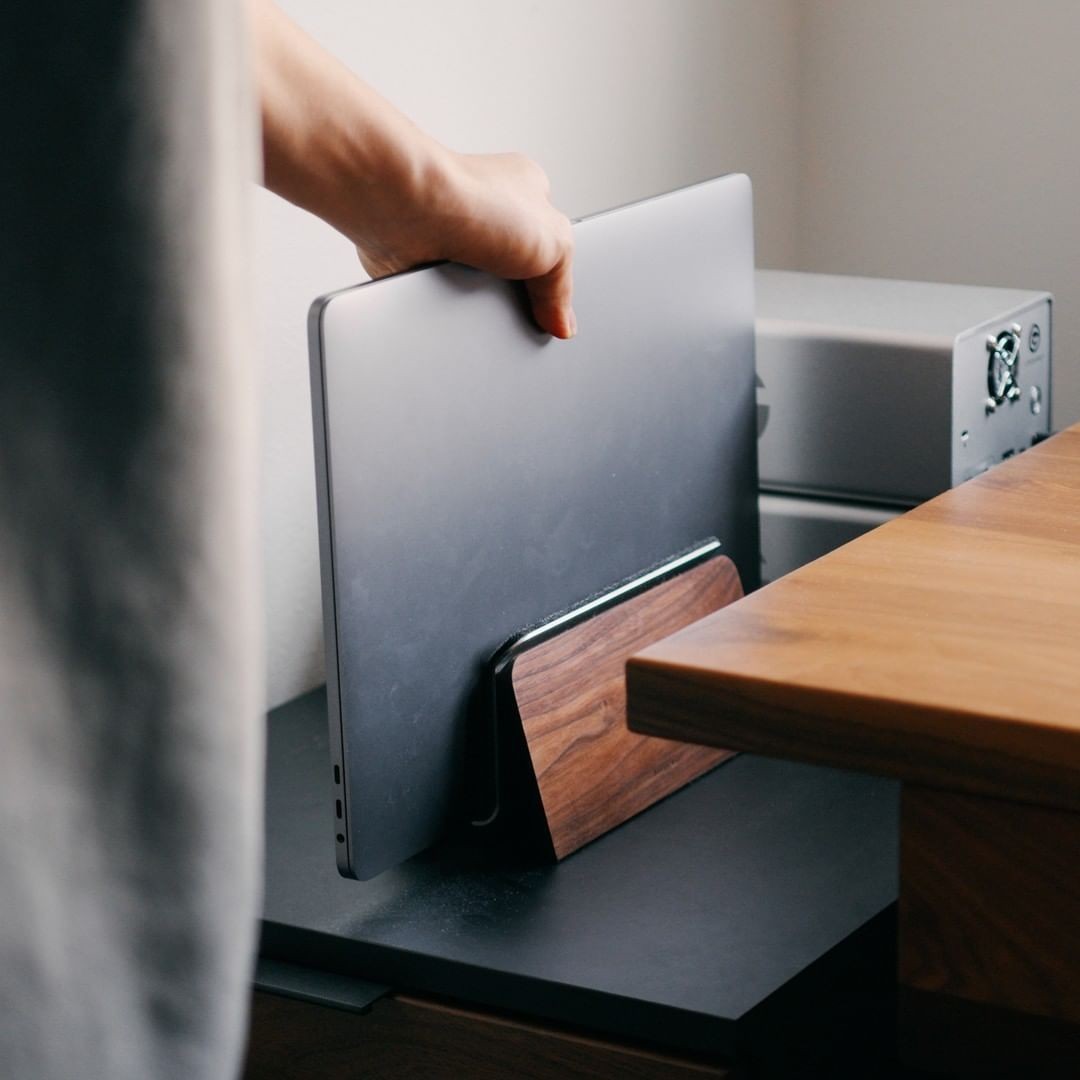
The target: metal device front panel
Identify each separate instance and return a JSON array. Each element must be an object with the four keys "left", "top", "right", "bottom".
[
  {"left": 951, "top": 298, "right": 1052, "bottom": 484},
  {"left": 756, "top": 330, "right": 952, "bottom": 503},
  {"left": 312, "top": 175, "right": 759, "bottom": 878}
]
